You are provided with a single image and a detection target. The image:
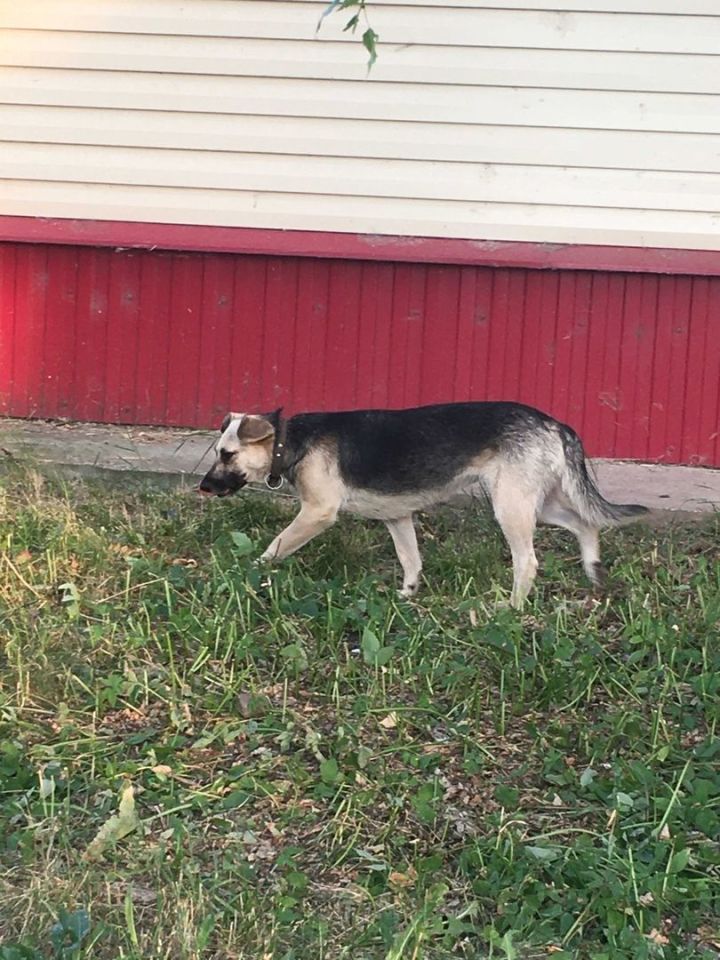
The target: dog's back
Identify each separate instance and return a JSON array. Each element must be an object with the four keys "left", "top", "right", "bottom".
[{"left": 286, "top": 401, "right": 557, "bottom": 494}]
